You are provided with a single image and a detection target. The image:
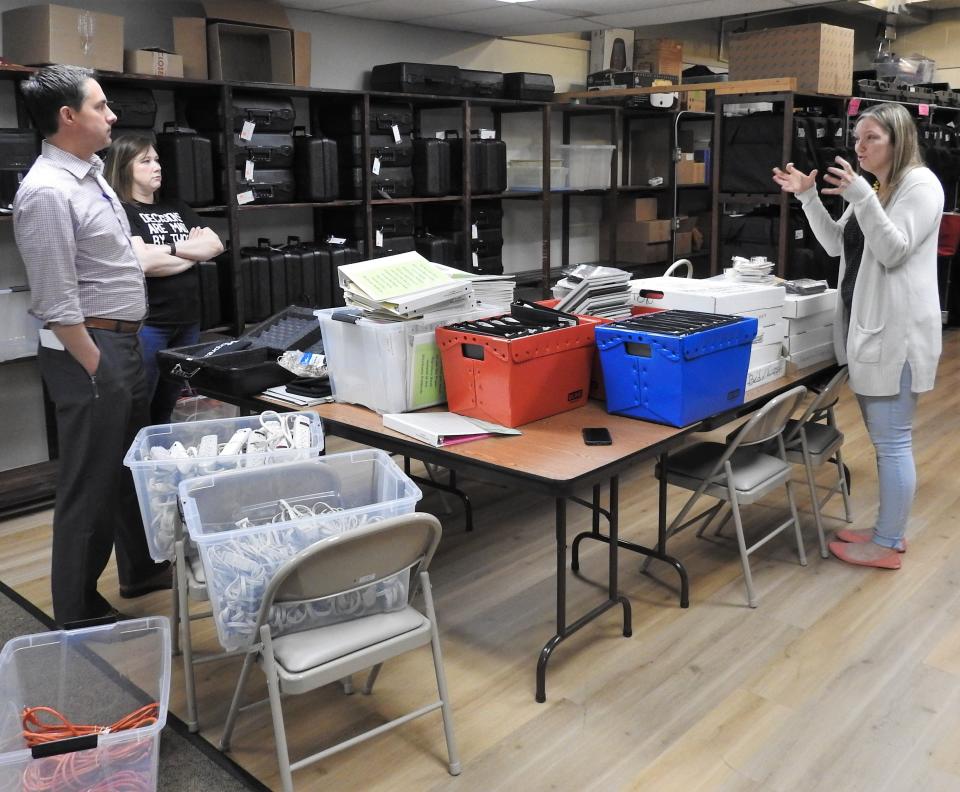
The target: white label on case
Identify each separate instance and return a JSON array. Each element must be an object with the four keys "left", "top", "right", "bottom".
[
  {"left": 795, "top": 229, "right": 804, "bottom": 240},
  {"left": 435, "top": 131, "right": 445, "bottom": 139},
  {"left": 237, "top": 191, "right": 255, "bottom": 205},
  {"left": 471, "top": 223, "right": 479, "bottom": 240},
  {"left": 326, "top": 235, "right": 347, "bottom": 245},
  {"left": 240, "top": 120, "right": 256, "bottom": 141},
  {"left": 472, "top": 252, "right": 479, "bottom": 268},
  {"left": 375, "top": 229, "right": 384, "bottom": 248},
  {"left": 391, "top": 124, "right": 401, "bottom": 143},
  {"left": 372, "top": 156, "right": 381, "bottom": 176},
  {"left": 479, "top": 128, "right": 495, "bottom": 140},
  {"left": 244, "top": 160, "right": 254, "bottom": 181}
]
